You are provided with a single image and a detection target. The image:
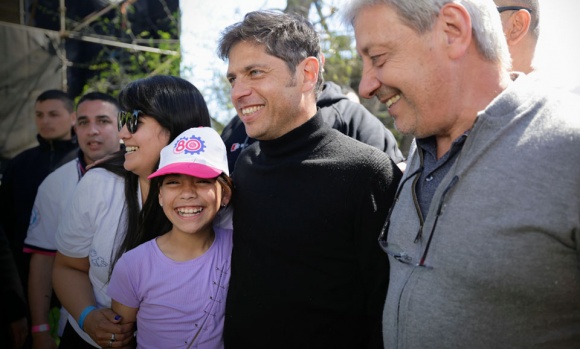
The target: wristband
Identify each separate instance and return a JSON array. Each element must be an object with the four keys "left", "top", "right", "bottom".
[
  {"left": 78, "top": 305, "right": 97, "bottom": 331},
  {"left": 31, "top": 324, "right": 50, "bottom": 333}
]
